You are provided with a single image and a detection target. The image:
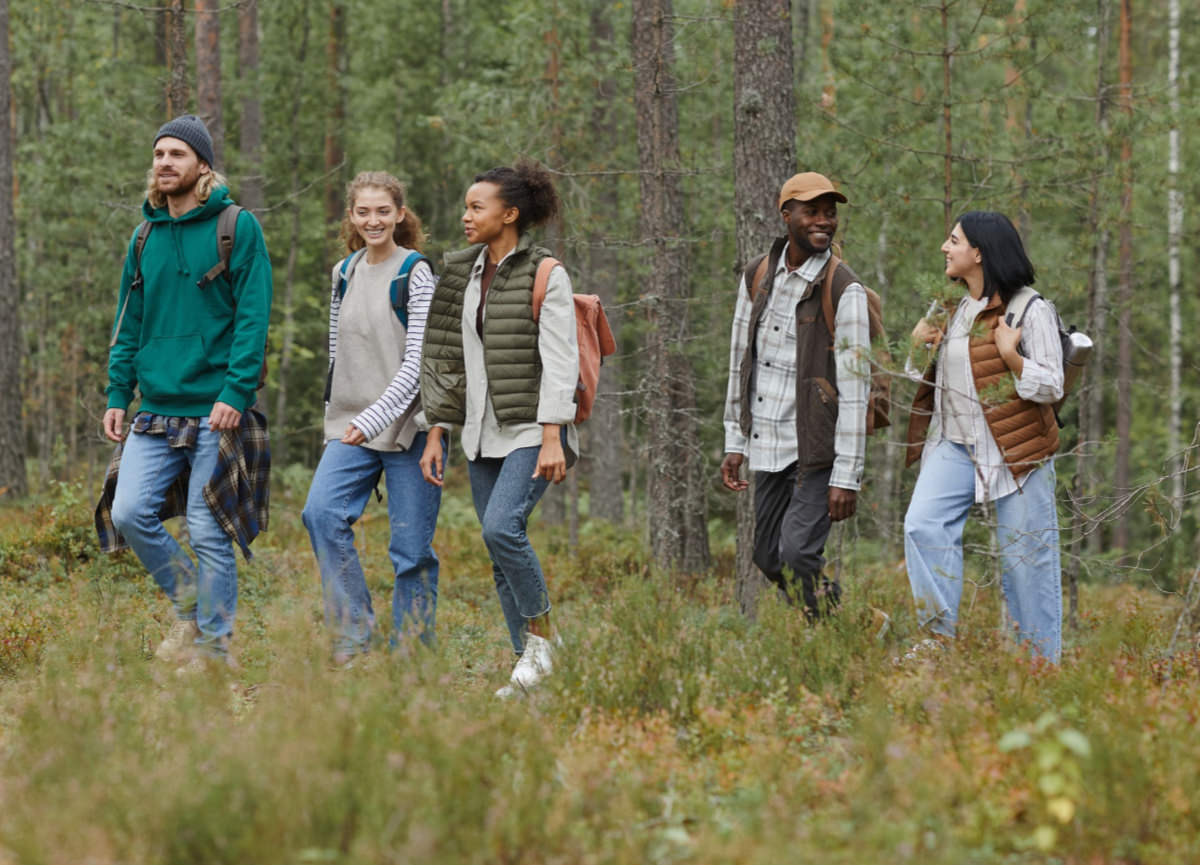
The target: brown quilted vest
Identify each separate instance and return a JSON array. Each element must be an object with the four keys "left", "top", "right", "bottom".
[{"left": 906, "top": 302, "right": 1059, "bottom": 480}]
